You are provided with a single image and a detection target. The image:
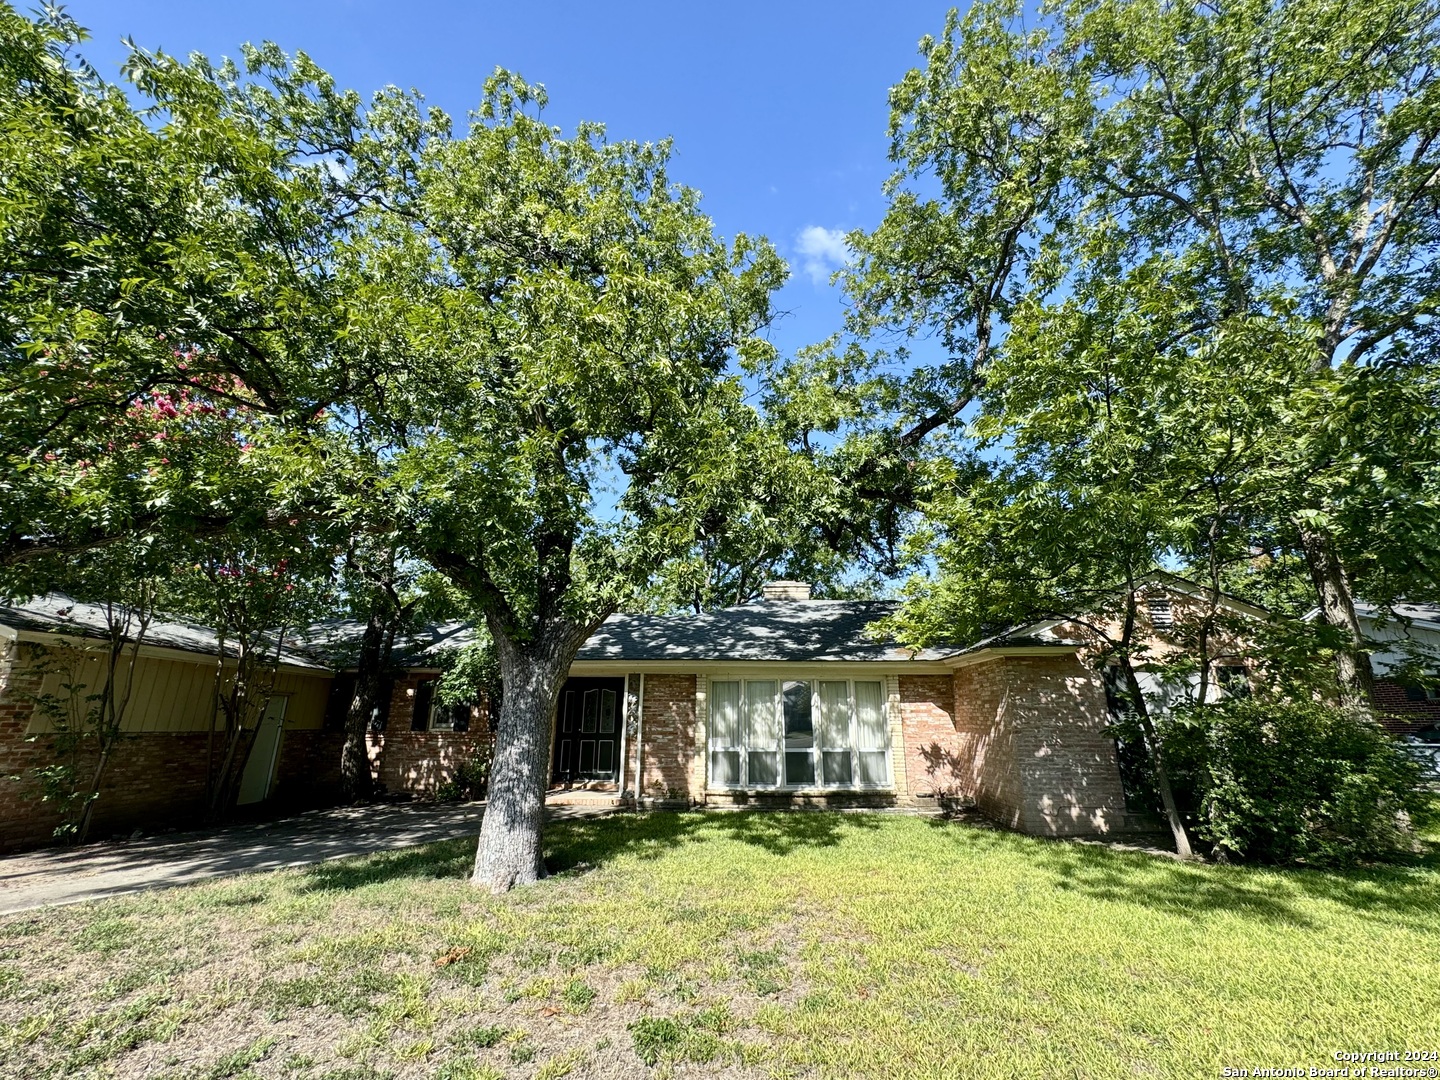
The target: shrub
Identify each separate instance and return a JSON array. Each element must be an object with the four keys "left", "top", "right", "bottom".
[
  {"left": 1179, "top": 699, "right": 1434, "bottom": 866},
  {"left": 436, "top": 747, "right": 492, "bottom": 803}
]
